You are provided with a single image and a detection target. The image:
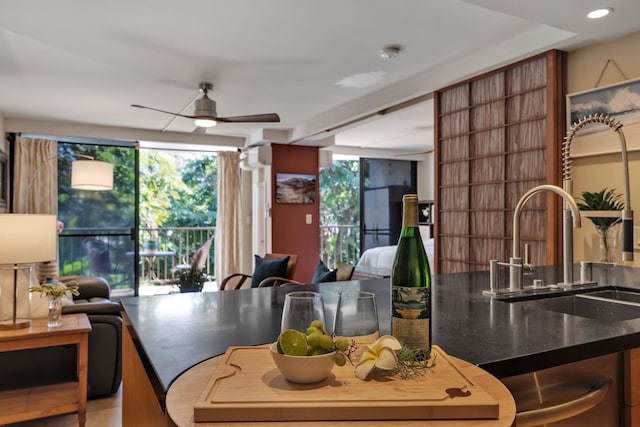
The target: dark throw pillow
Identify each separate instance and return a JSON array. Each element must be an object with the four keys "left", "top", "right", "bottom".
[
  {"left": 311, "top": 260, "right": 337, "bottom": 283},
  {"left": 251, "top": 255, "right": 290, "bottom": 288}
]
